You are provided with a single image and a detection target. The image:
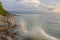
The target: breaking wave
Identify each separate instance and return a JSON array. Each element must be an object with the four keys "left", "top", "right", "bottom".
[{"left": 14, "top": 15, "right": 58, "bottom": 40}]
